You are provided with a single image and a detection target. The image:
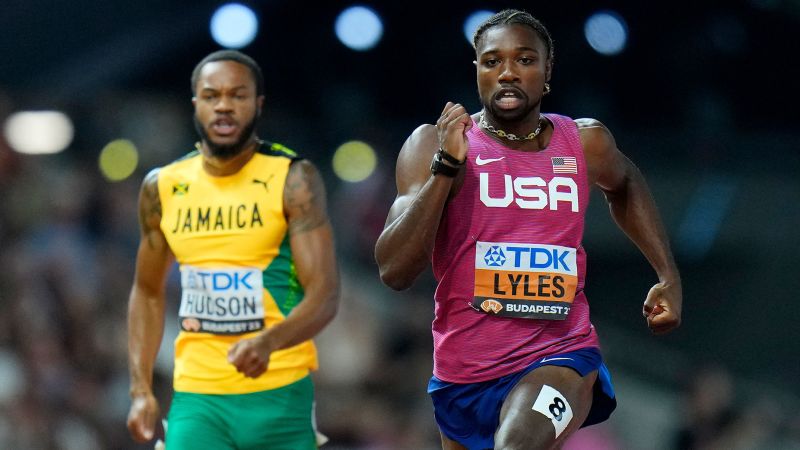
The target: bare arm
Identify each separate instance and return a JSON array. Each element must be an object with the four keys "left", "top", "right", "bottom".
[
  {"left": 580, "top": 119, "right": 682, "bottom": 334},
  {"left": 228, "top": 159, "right": 339, "bottom": 378},
  {"left": 375, "top": 102, "right": 472, "bottom": 290},
  {"left": 127, "top": 168, "right": 174, "bottom": 442}
]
